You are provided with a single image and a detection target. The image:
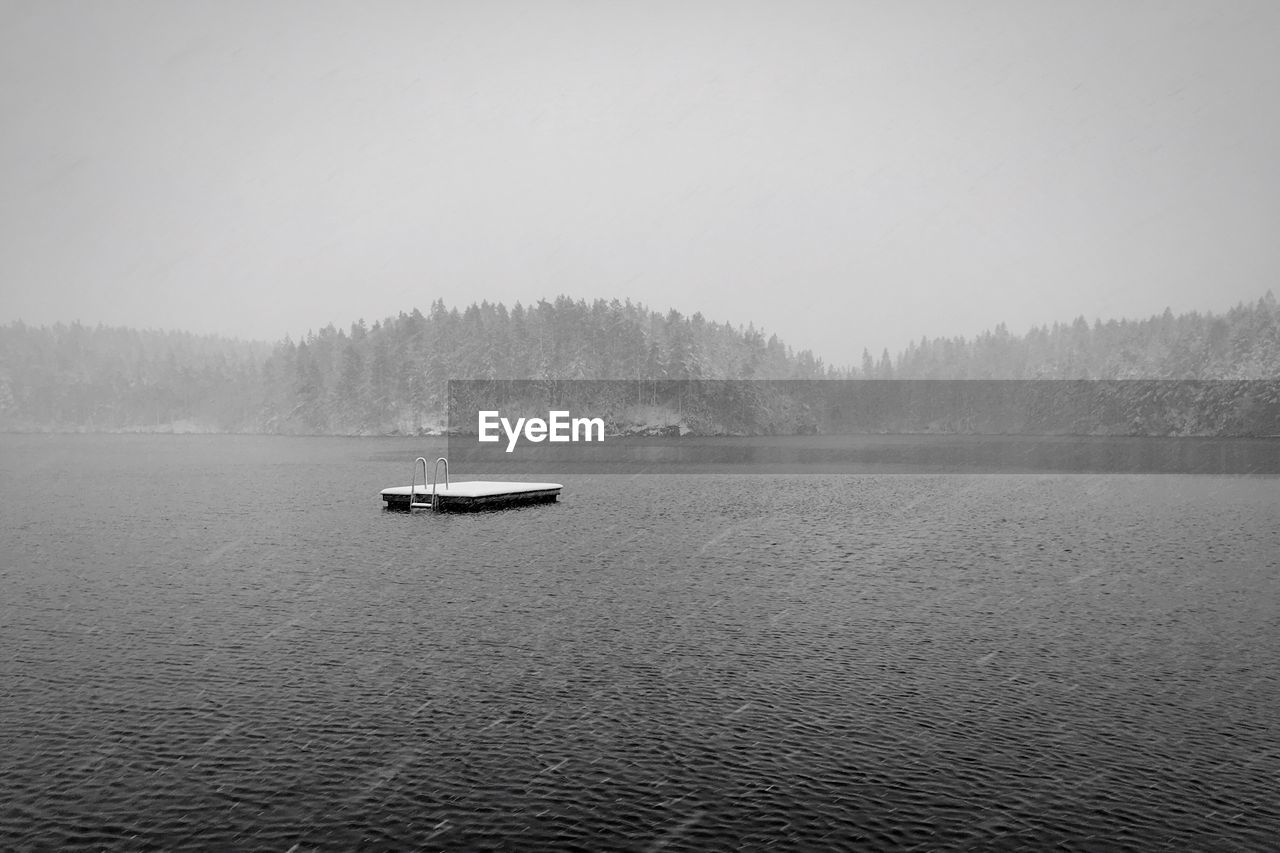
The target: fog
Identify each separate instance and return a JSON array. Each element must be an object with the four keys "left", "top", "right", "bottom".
[{"left": 3, "top": 0, "right": 1277, "bottom": 365}]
